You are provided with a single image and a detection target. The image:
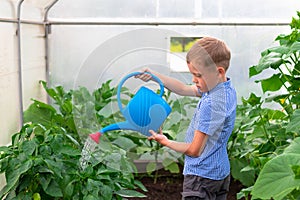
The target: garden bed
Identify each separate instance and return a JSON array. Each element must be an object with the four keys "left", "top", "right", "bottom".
[{"left": 130, "top": 169, "right": 244, "bottom": 200}]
